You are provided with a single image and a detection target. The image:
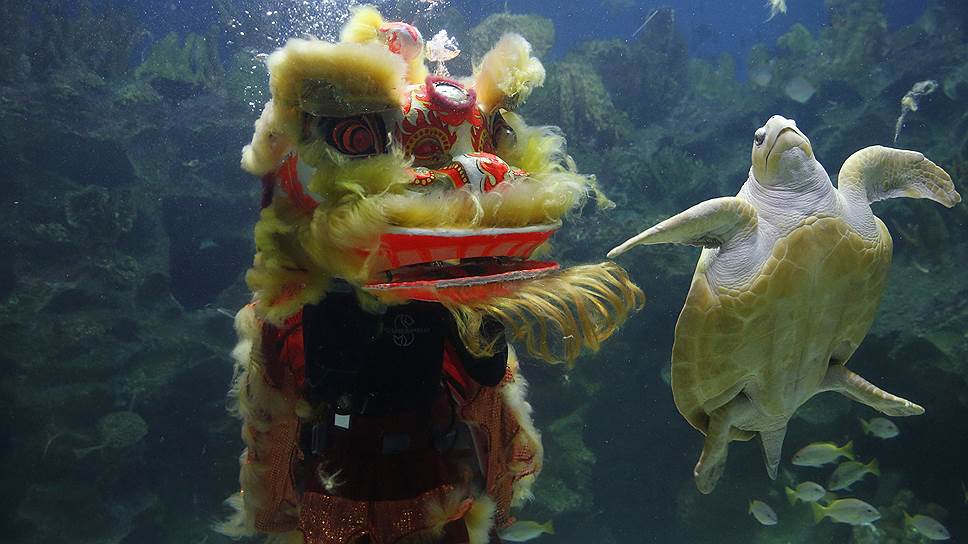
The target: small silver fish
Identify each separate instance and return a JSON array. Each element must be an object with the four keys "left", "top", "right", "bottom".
[
  {"left": 498, "top": 520, "right": 554, "bottom": 542},
  {"left": 749, "top": 500, "right": 778, "bottom": 526},
  {"left": 792, "top": 440, "right": 854, "bottom": 467},
  {"left": 860, "top": 417, "right": 899, "bottom": 439},
  {"left": 904, "top": 513, "right": 950, "bottom": 541},
  {"left": 785, "top": 481, "right": 826, "bottom": 504},
  {"left": 784, "top": 76, "right": 817, "bottom": 104},
  {"left": 749, "top": 64, "right": 773, "bottom": 87},
  {"left": 828, "top": 459, "right": 879, "bottom": 491},
  {"left": 630, "top": 9, "right": 660, "bottom": 40},
  {"left": 766, "top": 0, "right": 788, "bottom": 21},
  {"left": 659, "top": 363, "right": 672, "bottom": 386},
  {"left": 812, "top": 498, "right": 881, "bottom": 526},
  {"left": 779, "top": 466, "right": 797, "bottom": 487}
]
